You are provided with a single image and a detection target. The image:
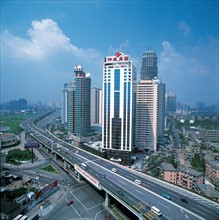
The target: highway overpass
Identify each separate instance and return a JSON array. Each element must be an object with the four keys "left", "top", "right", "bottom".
[{"left": 20, "top": 111, "right": 219, "bottom": 220}]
